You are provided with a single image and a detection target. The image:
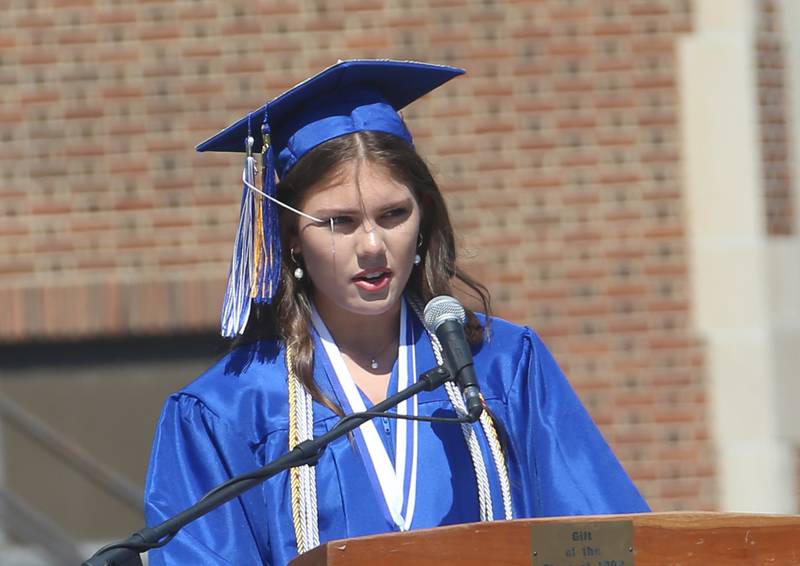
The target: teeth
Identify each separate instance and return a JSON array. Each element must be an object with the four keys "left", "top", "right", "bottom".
[{"left": 364, "top": 272, "right": 385, "bottom": 280}]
